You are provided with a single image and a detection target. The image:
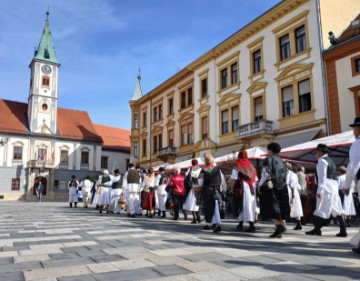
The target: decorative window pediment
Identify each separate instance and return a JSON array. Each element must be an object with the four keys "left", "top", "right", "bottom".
[{"left": 246, "top": 82, "right": 267, "bottom": 95}]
